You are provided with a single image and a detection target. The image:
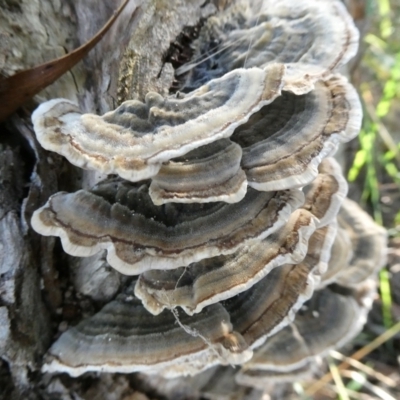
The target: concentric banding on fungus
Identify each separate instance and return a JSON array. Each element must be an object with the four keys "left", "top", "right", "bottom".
[
  {"left": 237, "top": 285, "right": 371, "bottom": 379},
  {"left": 42, "top": 284, "right": 252, "bottom": 378},
  {"left": 135, "top": 208, "right": 318, "bottom": 315},
  {"left": 178, "top": 0, "right": 359, "bottom": 94},
  {"left": 232, "top": 77, "right": 361, "bottom": 192},
  {"left": 301, "top": 158, "right": 348, "bottom": 228},
  {"left": 149, "top": 139, "right": 247, "bottom": 205},
  {"left": 32, "top": 64, "right": 285, "bottom": 182},
  {"left": 25, "top": 0, "right": 384, "bottom": 386},
  {"left": 333, "top": 199, "right": 388, "bottom": 286},
  {"left": 135, "top": 159, "right": 345, "bottom": 315},
  {"left": 222, "top": 230, "right": 330, "bottom": 349},
  {"left": 31, "top": 181, "right": 304, "bottom": 275}
]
